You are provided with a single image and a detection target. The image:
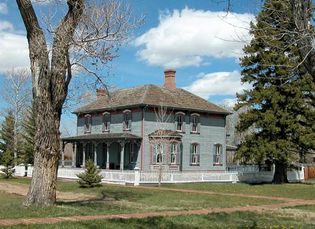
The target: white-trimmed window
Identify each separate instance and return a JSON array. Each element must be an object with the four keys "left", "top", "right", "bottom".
[
  {"left": 190, "top": 143, "right": 200, "bottom": 165},
  {"left": 154, "top": 143, "right": 164, "bottom": 164},
  {"left": 102, "top": 112, "right": 110, "bottom": 132},
  {"left": 191, "top": 113, "right": 200, "bottom": 133},
  {"left": 170, "top": 143, "right": 177, "bottom": 164},
  {"left": 175, "top": 112, "right": 185, "bottom": 132},
  {"left": 84, "top": 114, "right": 91, "bottom": 133},
  {"left": 123, "top": 110, "right": 132, "bottom": 131},
  {"left": 214, "top": 144, "right": 222, "bottom": 165}
]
